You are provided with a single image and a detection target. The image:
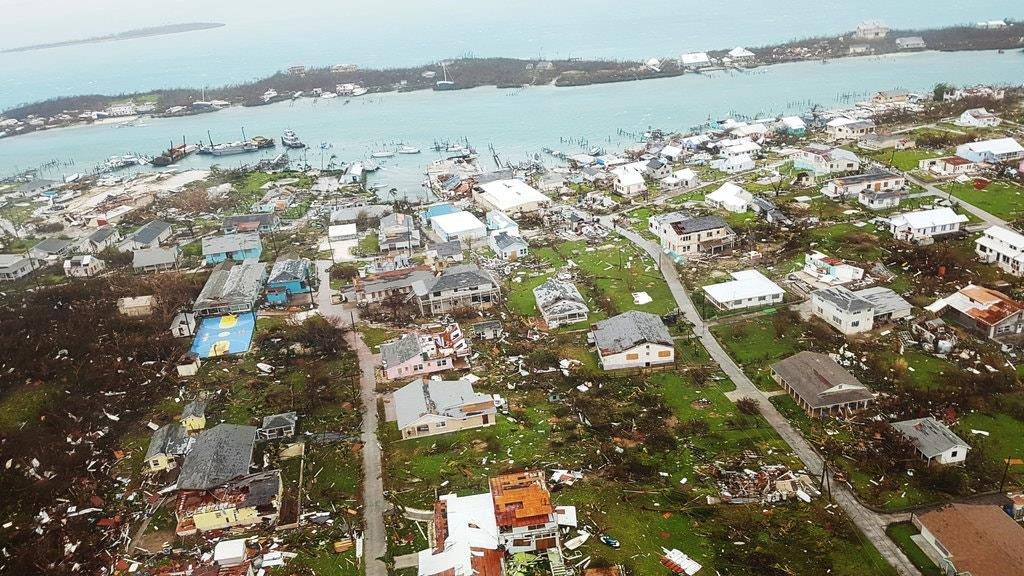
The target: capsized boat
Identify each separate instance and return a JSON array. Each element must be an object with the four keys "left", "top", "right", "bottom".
[{"left": 398, "top": 145, "right": 421, "bottom": 154}]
